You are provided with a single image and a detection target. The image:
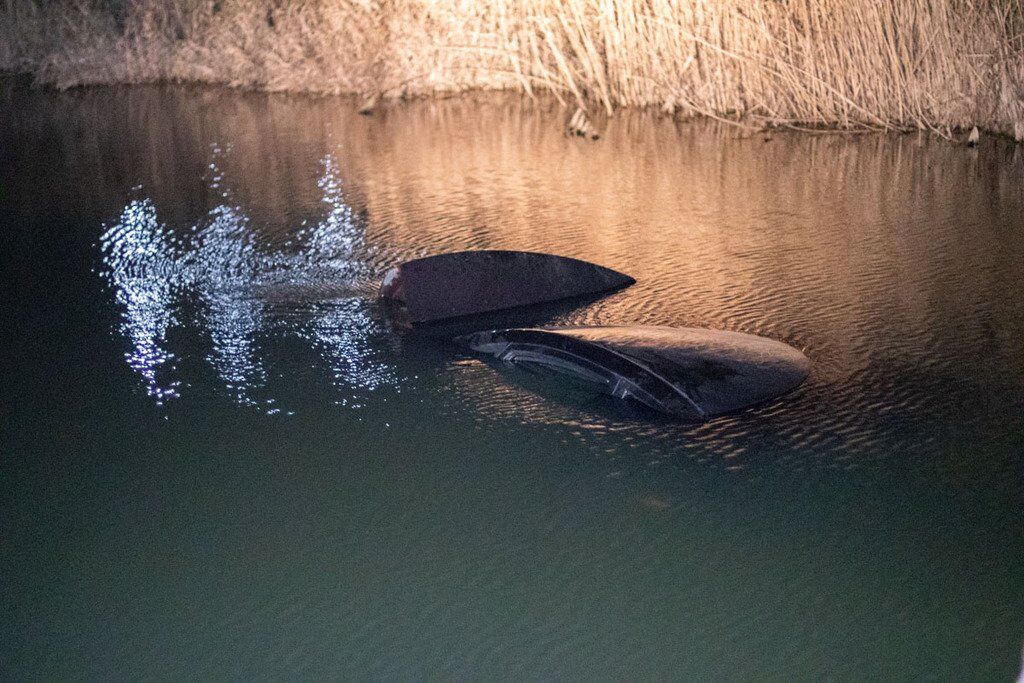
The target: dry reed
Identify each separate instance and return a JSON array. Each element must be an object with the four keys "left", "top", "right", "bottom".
[{"left": 2, "top": 0, "right": 1023, "bottom": 137}]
